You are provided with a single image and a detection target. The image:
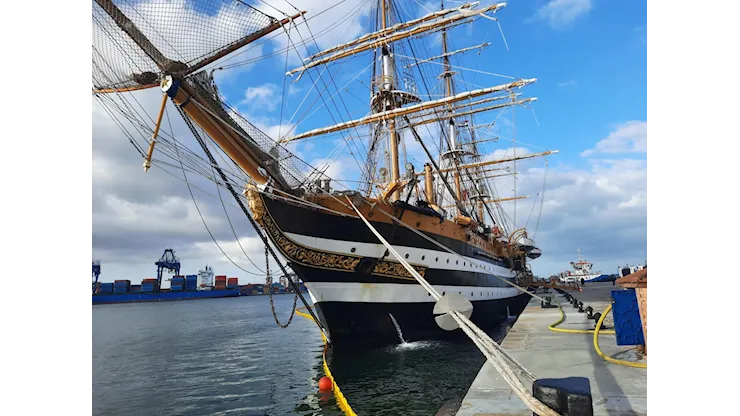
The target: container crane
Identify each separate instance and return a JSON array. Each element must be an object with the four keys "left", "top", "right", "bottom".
[
  {"left": 155, "top": 249, "right": 180, "bottom": 289},
  {"left": 93, "top": 259, "right": 101, "bottom": 294}
]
